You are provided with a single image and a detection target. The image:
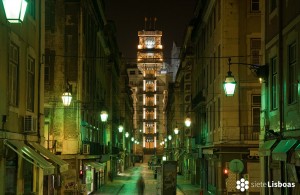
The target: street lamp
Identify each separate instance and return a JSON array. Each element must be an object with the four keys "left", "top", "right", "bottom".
[
  {"left": 100, "top": 111, "right": 108, "bottom": 122},
  {"left": 61, "top": 82, "right": 72, "bottom": 106},
  {"left": 223, "top": 58, "right": 236, "bottom": 96},
  {"left": 223, "top": 57, "right": 268, "bottom": 96},
  {"left": 2, "top": 0, "right": 28, "bottom": 23},
  {"left": 174, "top": 127, "right": 179, "bottom": 135},
  {"left": 118, "top": 125, "right": 124, "bottom": 133},
  {"left": 168, "top": 135, "right": 172, "bottom": 140},
  {"left": 185, "top": 117, "right": 191, "bottom": 127},
  {"left": 125, "top": 132, "right": 129, "bottom": 138},
  {"left": 100, "top": 110, "right": 108, "bottom": 154}
]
